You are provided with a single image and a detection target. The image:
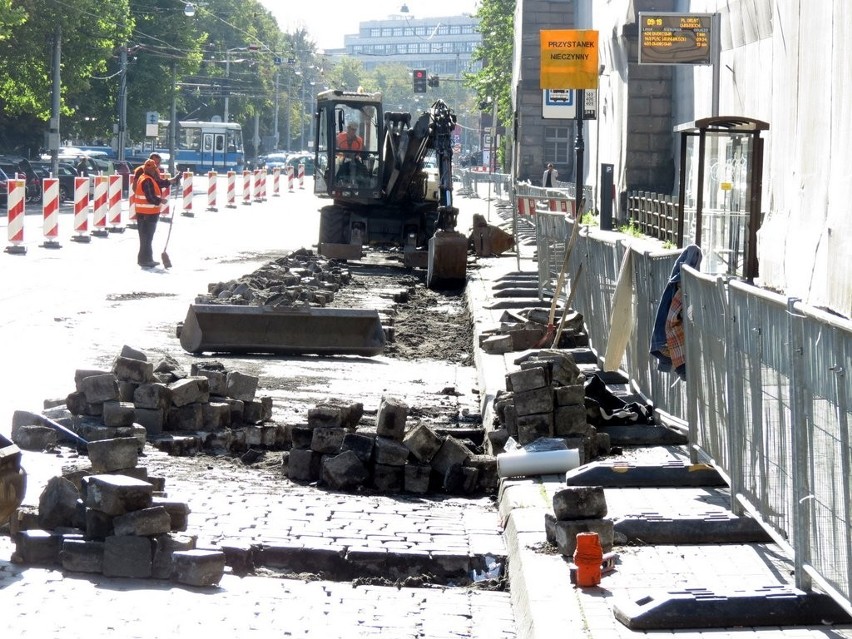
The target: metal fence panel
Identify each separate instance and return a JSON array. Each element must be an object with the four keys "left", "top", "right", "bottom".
[{"left": 531, "top": 181, "right": 852, "bottom": 614}]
